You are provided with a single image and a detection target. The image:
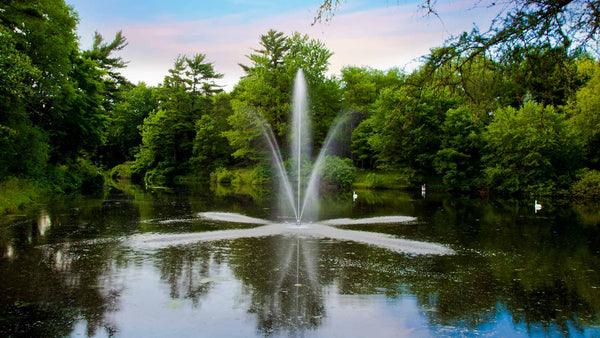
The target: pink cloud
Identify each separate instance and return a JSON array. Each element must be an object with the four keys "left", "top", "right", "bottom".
[{"left": 100, "top": 3, "right": 499, "bottom": 90}]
